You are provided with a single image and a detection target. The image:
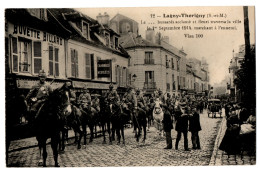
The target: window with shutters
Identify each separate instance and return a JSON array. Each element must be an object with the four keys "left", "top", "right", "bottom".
[
  {"left": 19, "top": 39, "right": 32, "bottom": 73},
  {"left": 85, "top": 53, "right": 91, "bottom": 79},
  {"left": 33, "top": 42, "right": 42, "bottom": 74},
  {"left": 166, "top": 55, "right": 169, "bottom": 68},
  {"left": 171, "top": 58, "right": 175, "bottom": 69},
  {"left": 48, "top": 46, "right": 59, "bottom": 76},
  {"left": 27, "top": 9, "right": 48, "bottom": 21},
  {"left": 71, "top": 49, "right": 78, "bottom": 77},
  {"left": 122, "top": 67, "right": 126, "bottom": 87},
  {"left": 11, "top": 37, "right": 18, "bottom": 73}
]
